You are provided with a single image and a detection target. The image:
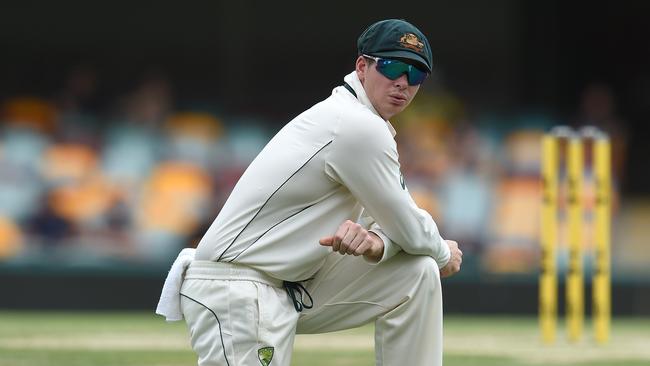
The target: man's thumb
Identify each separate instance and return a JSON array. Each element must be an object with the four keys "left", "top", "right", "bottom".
[{"left": 319, "top": 237, "right": 333, "bottom": 246}]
